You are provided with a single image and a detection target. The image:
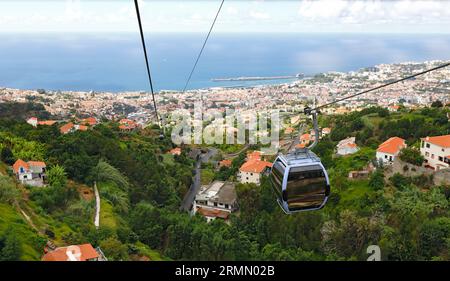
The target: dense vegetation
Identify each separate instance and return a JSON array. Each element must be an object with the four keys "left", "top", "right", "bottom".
[{"left": 0, "top": 104, "right": 449, "bottom": 261}]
